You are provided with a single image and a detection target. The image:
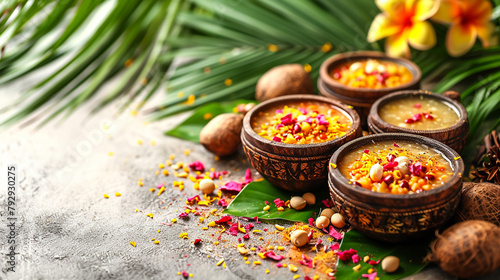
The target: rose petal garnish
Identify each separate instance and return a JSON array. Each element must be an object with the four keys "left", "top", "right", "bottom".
[
  {"left": 280, "top": 113, "right": 294, "bottom": 125},
  {"left": 409, "top": 161, "right": 423, "bottom": 176}
]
